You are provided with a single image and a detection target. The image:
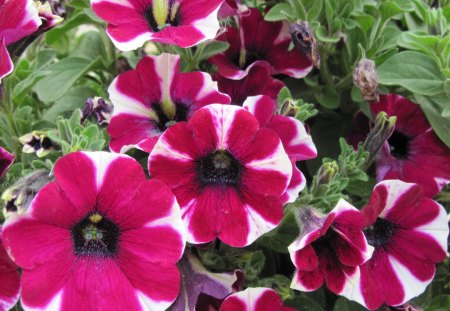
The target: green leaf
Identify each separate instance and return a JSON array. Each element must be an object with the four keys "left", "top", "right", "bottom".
[
  {"left": 378, "top": 51, "right": 445, "bottom": 96},
  {"left": 427, "top": 295, "right": 450, "bottom": 311},
  {"left": 333, "top": 297, "right": 366, "bottom": 311},
  {"left": 415, "top": 95, "right": 450, "bottom": 148},
  {"left": 285, "top": 296, "right": 324, "bottom": 311},
  {"left": 315, "top": 86, "right": 340, "bottom": 109},
  {"left": 277, "top": 87, "right": 293, "bottom": 105},
  {"left": 35, "top": 57, "right": 101, "bottom": 103},
  {"left": 264, "top": 3, "right": 294, "bottom": 21},
  {"left": 380, "top": 0, "right": 414, "bottom": 21},
  {"left": 196, "top": 41, "right": 230, "bottom": 61},
  {"left": 315, "top": 26, "right": 341, "bottom": 43},
  {"left": 71, "top": 31, "right": 108, "bottom": 63}
]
